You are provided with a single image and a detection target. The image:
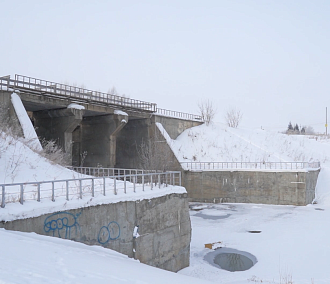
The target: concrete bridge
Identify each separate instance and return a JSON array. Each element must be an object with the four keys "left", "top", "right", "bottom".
[{"left": 0, "top": 74, "right": 202, "bottom": 169}]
